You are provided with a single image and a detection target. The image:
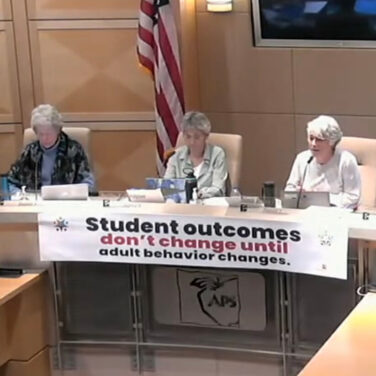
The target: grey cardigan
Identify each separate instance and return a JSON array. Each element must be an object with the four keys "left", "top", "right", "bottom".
[{"left": 164, "top": 144, "right": 228, "bottom": 198}]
